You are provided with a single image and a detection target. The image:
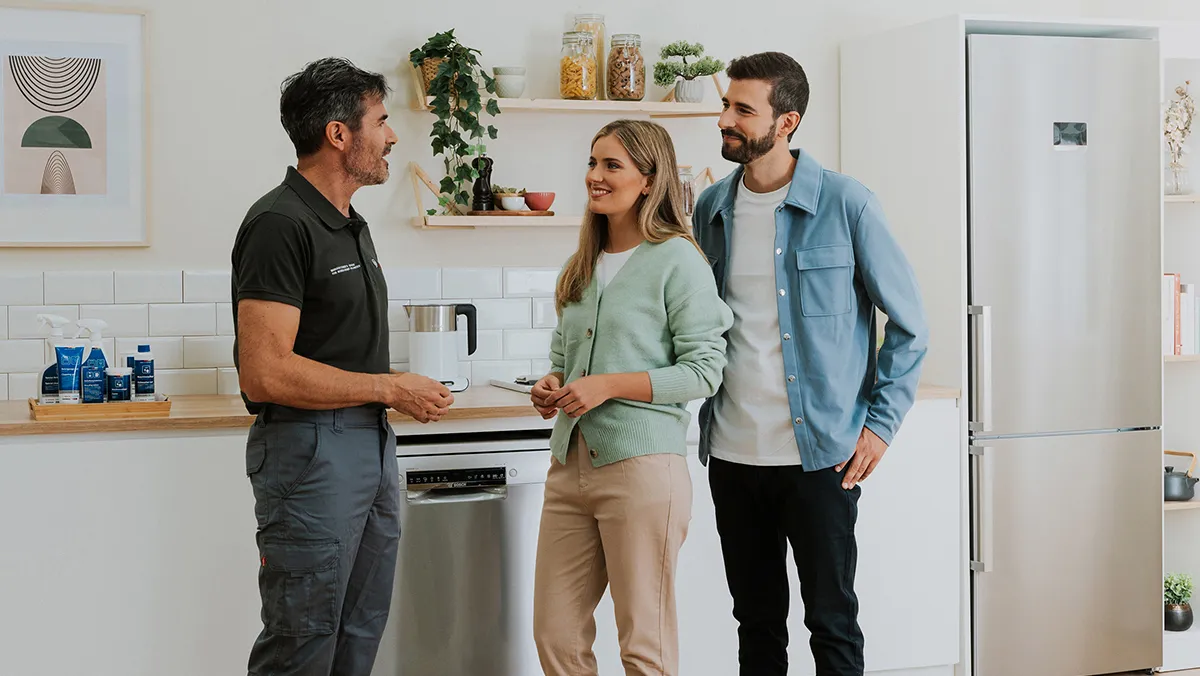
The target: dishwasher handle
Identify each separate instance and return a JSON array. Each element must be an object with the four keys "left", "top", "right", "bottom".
[{"left": 405, "top": 486, "right": 508, "bottom": 505}]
